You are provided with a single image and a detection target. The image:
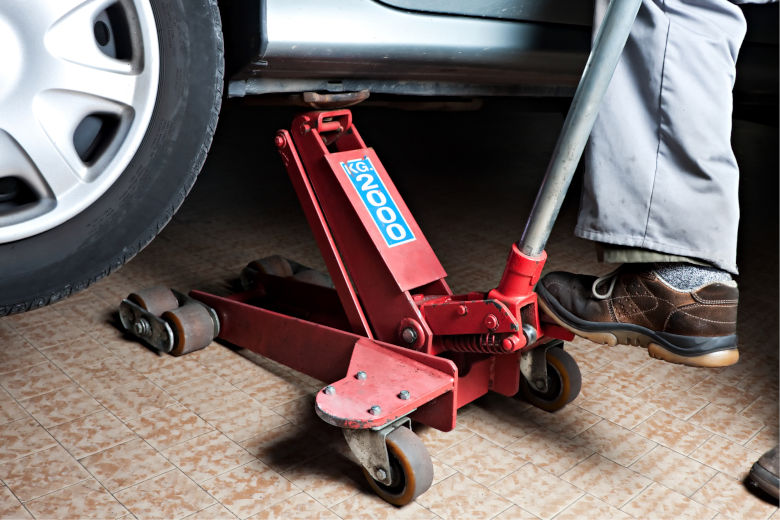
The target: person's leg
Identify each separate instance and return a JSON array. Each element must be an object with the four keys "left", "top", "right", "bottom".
[
  {"left": 577, "top": 0, "right": 746, "bottom": 272},
  {"left": 537, "top": 0, "right": 747, "bottom": 367}
]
